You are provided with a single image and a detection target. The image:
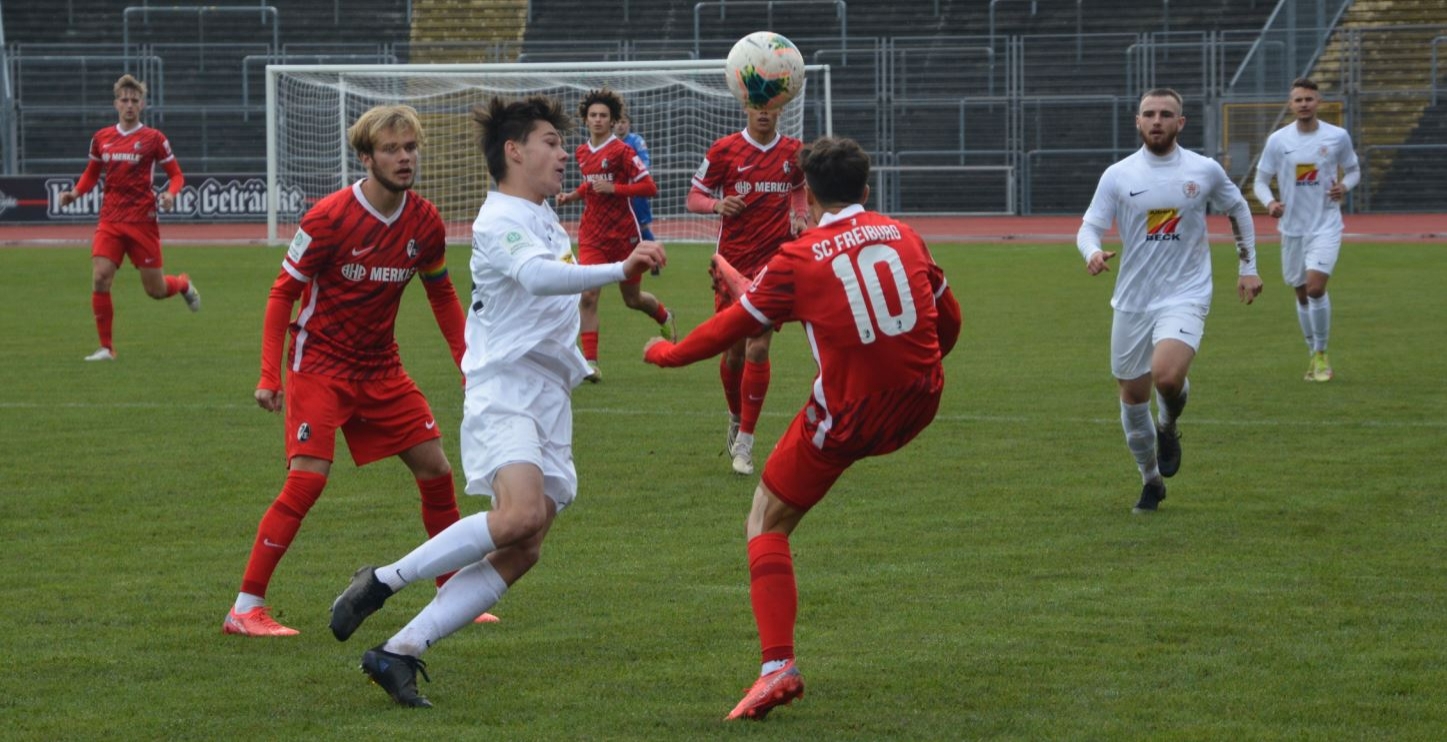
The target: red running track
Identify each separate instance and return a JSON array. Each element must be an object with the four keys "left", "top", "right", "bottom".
[{"left": 1, "top": 213, "right": 1442, "bottom": 245}]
